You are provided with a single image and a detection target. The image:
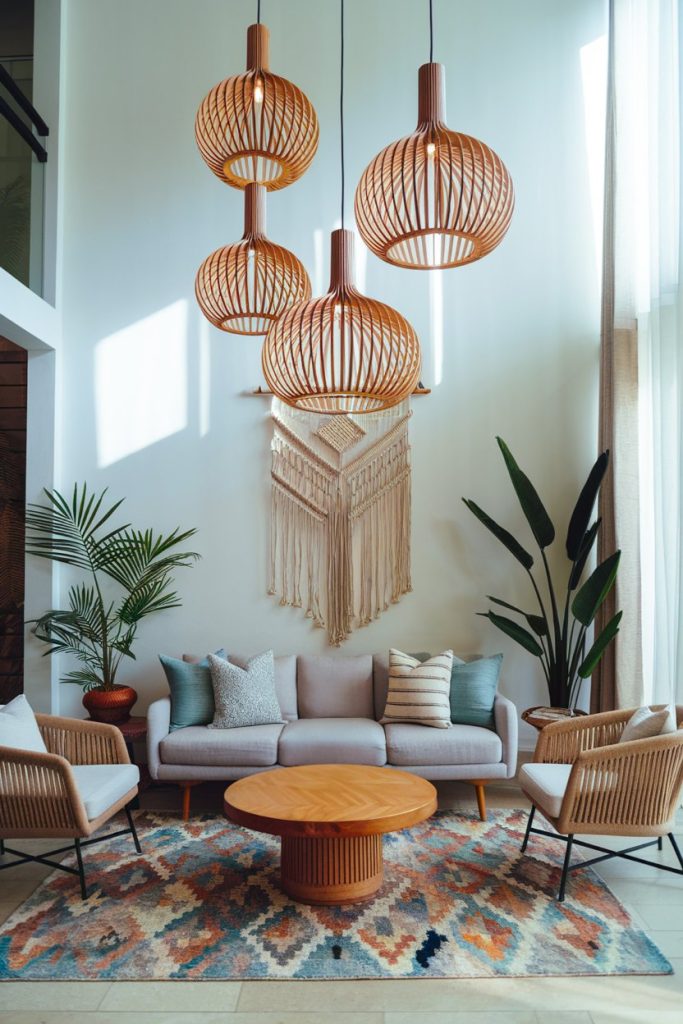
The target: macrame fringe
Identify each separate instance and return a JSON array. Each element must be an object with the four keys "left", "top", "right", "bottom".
[{"left": 269, "top": 402, "right": 412, "bottom": 646}]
